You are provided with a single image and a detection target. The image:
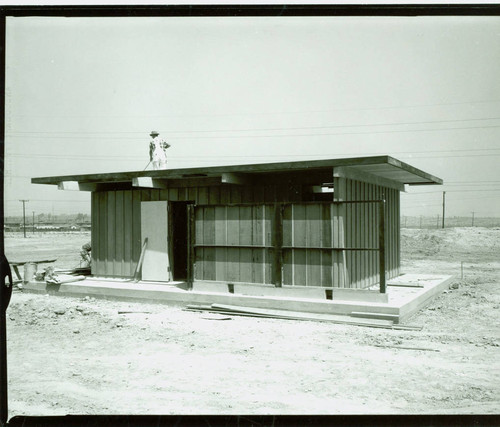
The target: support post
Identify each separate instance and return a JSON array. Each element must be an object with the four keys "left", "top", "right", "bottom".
[
  {"left": 379, "top": 199, "right": 386, "bottom": 294},
  {"left": 272, "top": 203, "right": 283, "bottom": 287},
  {"left": 186, "top": 204, "right": 195, "bottom": 289},
  {"left": 19, "top": 200, "right": 28, "bottom": 238},
  {"left": 442, "top": 191, "right": 446, "bottom": 229}
]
